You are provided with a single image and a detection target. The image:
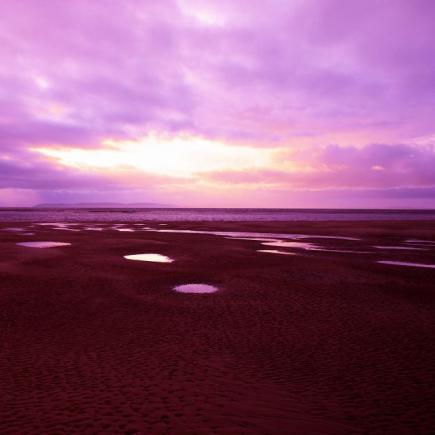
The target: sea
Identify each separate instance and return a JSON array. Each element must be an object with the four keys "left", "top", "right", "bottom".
[{"left": 1, "top": 208, "right": 435, "bottom": 222}]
